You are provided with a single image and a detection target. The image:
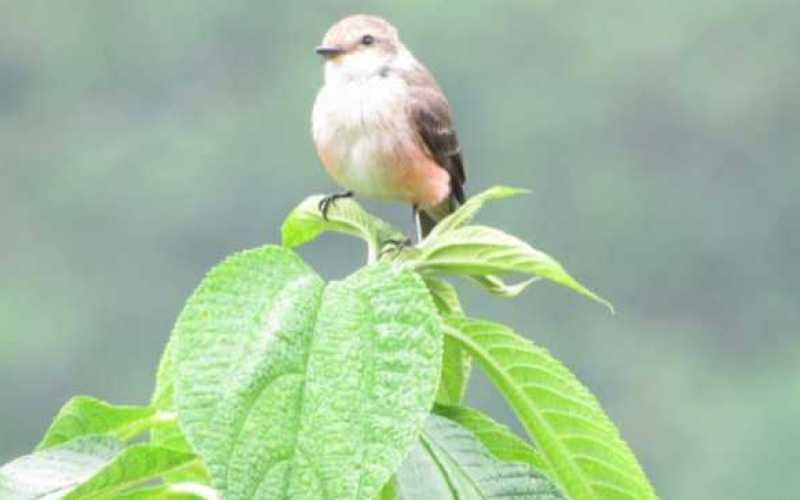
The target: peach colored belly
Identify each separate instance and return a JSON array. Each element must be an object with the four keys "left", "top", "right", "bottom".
[{"left": 317, "top": 132, "right": 450, "bottom": 209}]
